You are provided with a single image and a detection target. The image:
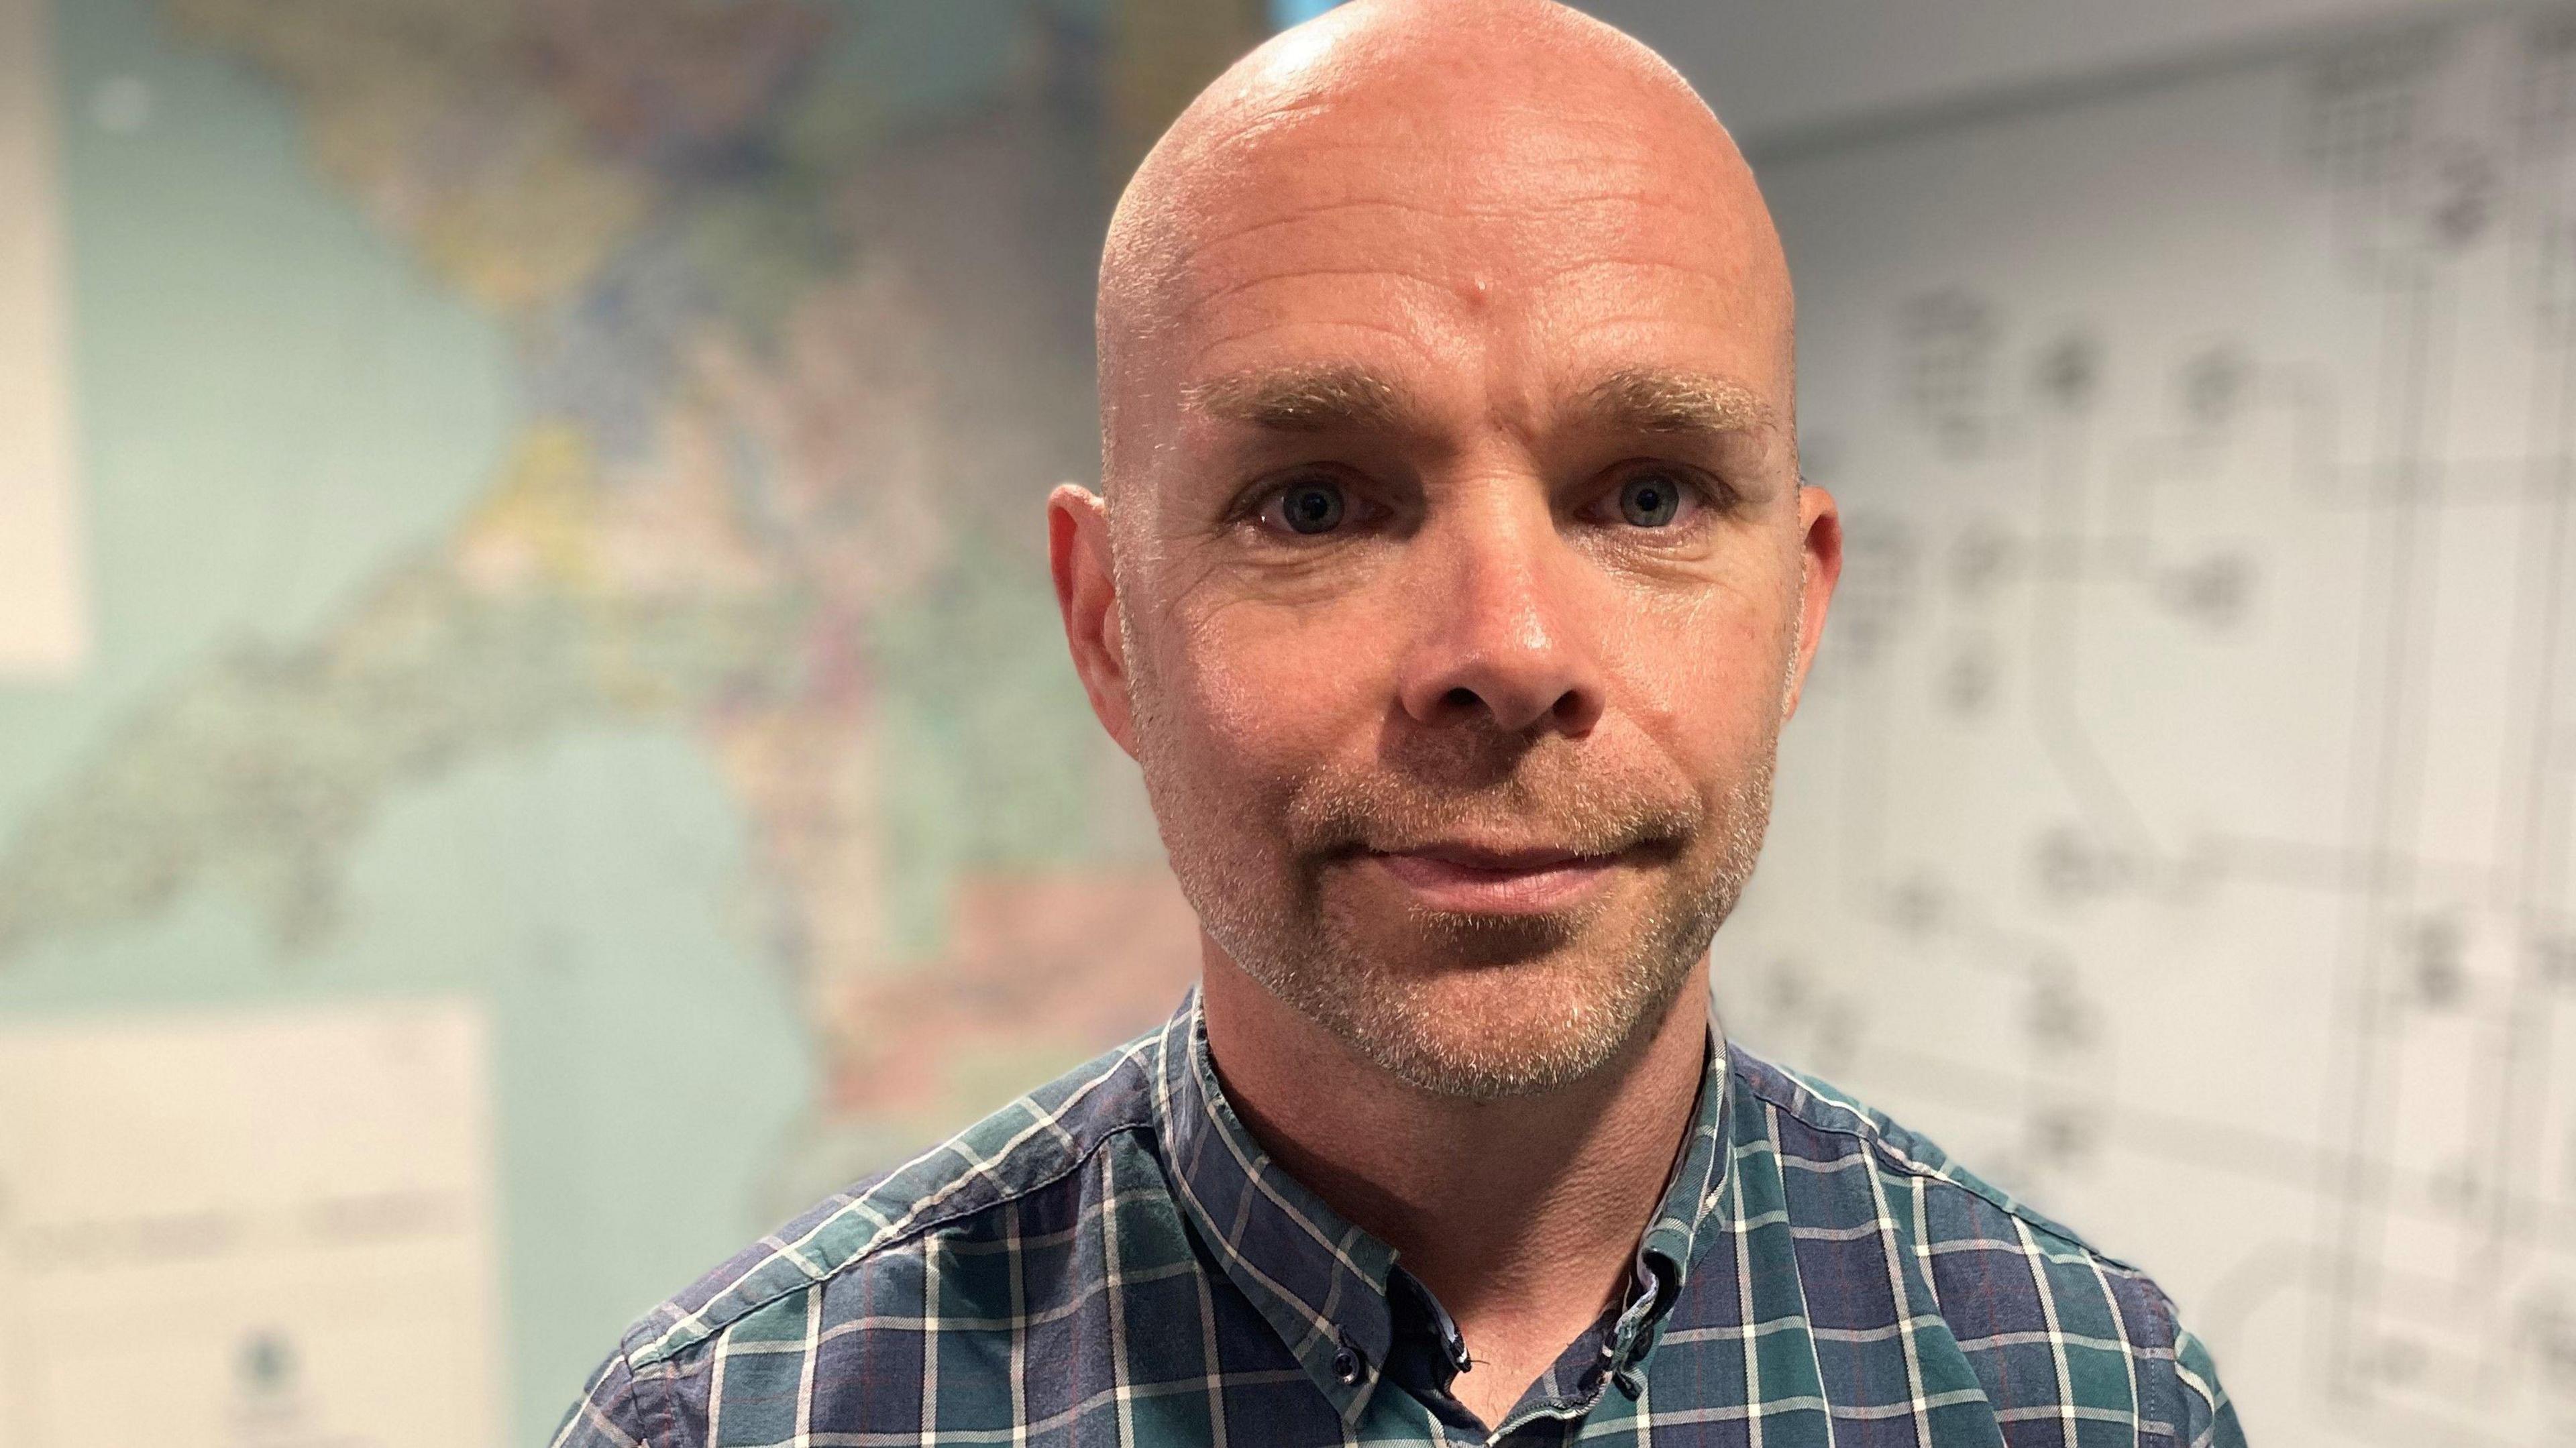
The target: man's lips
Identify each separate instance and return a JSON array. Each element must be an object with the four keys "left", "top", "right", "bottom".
[{"left": 1362, "top": 842, "right": 1626, "bottom": 913}]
